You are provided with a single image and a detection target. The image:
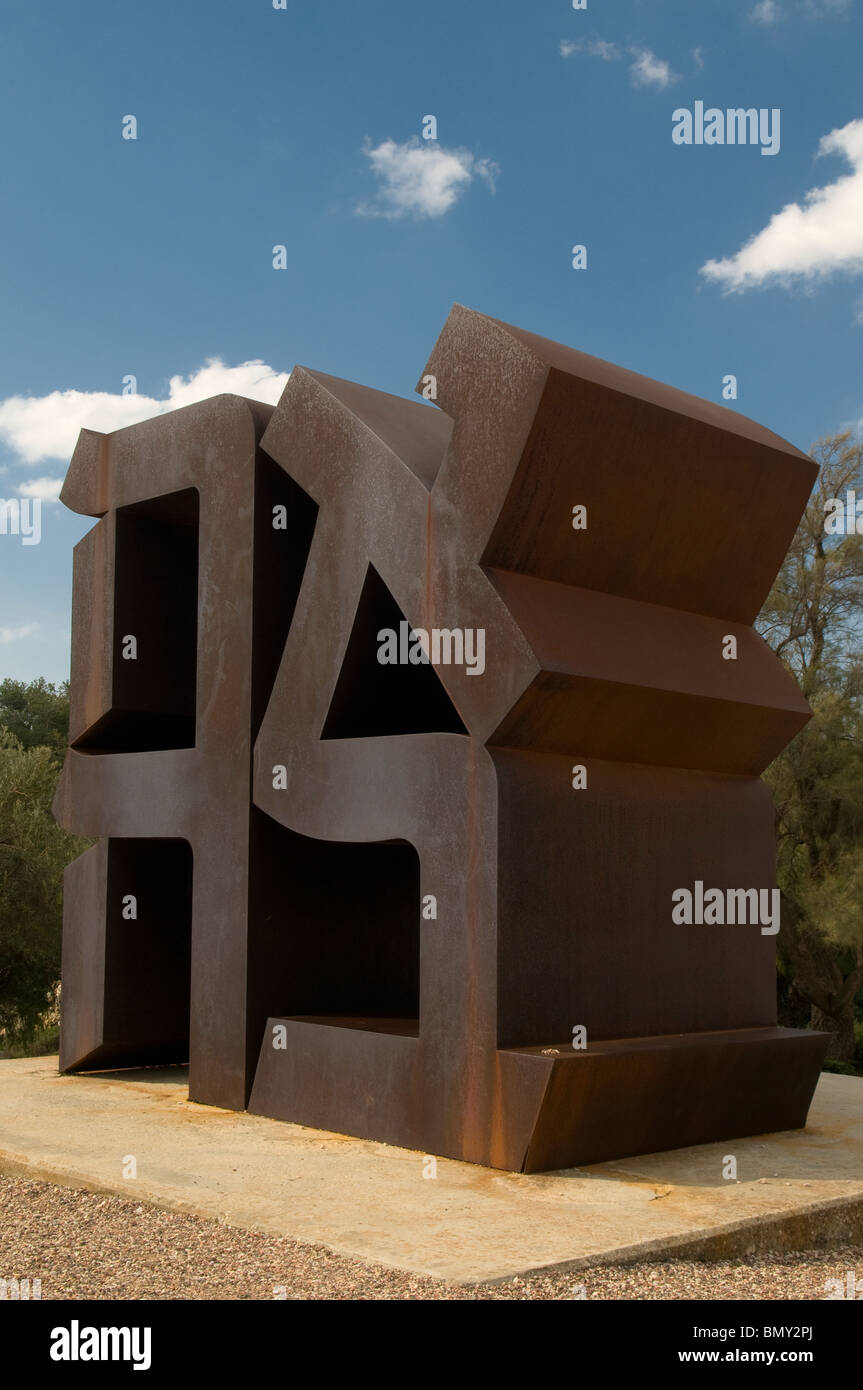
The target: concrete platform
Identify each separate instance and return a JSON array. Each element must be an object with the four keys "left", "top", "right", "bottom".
[{"left": 0, "top": 1057, "right": 860, "bottom": 1284}]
